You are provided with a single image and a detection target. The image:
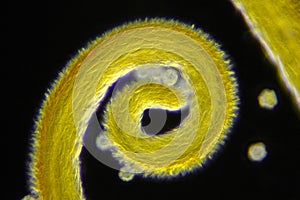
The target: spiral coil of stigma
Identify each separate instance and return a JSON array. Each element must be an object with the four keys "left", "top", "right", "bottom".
[{"left": 28, "top": 19, "right": 239, "bottom": 199}]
